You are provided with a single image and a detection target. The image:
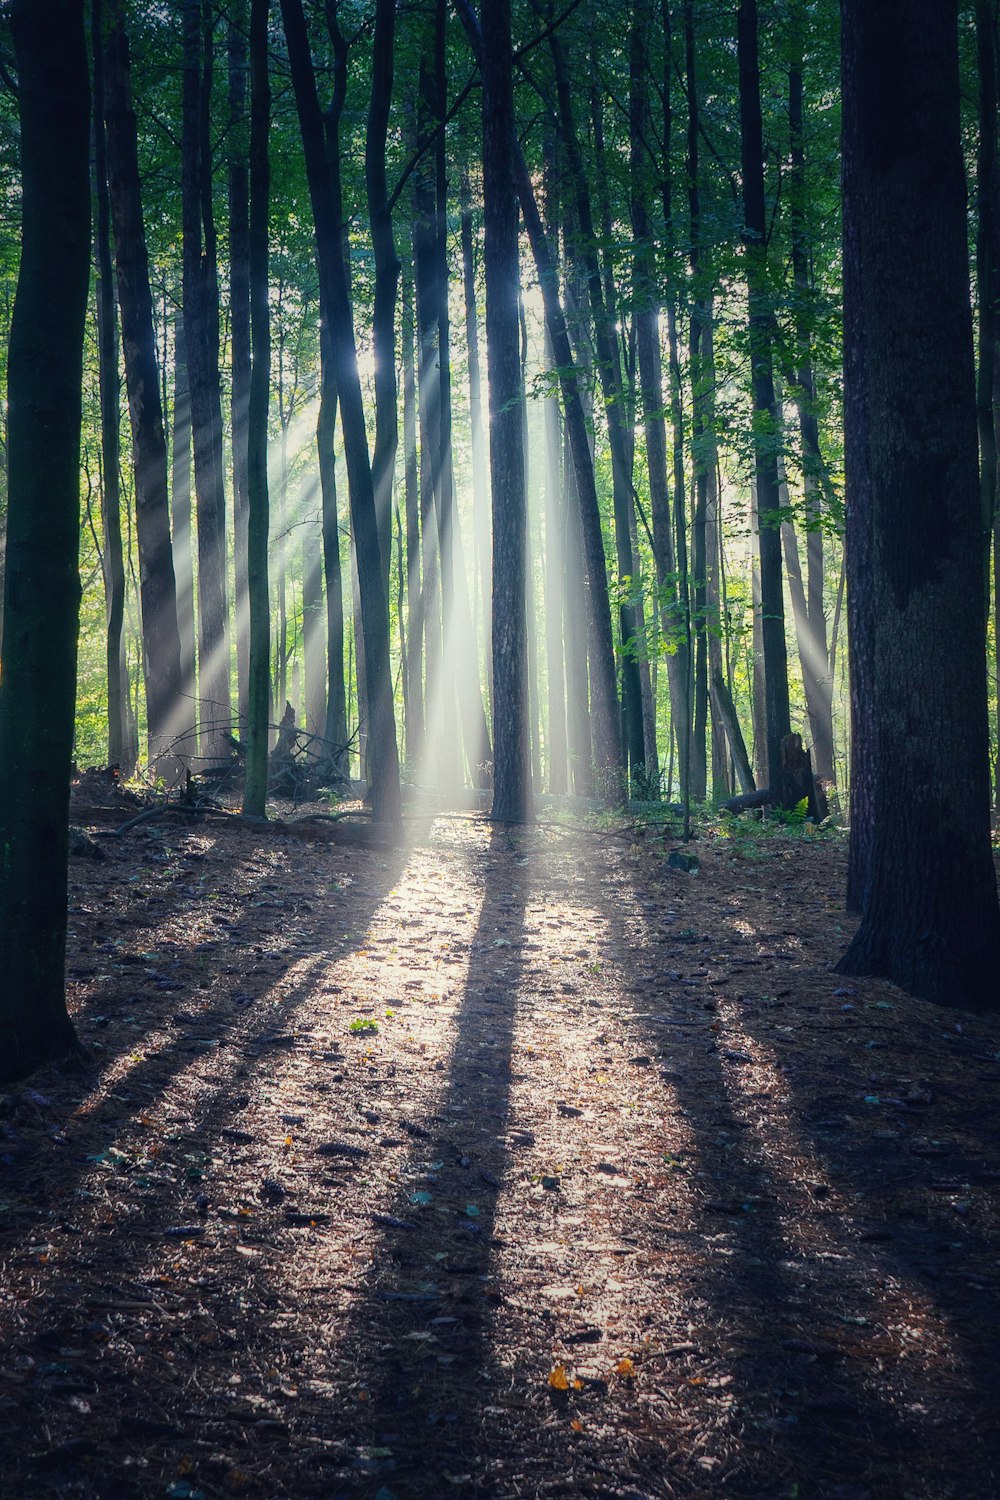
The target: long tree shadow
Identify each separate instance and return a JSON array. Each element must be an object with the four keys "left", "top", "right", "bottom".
[
  {"left": 325, "top": 822, "right": 530, "bottom": 1498},
  {"left": 591, "top": 850, "right": 1000, "bottom": 1498},
  {"left": 0, "top": 822, "right": 408, "bottom": 1497}
]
